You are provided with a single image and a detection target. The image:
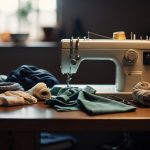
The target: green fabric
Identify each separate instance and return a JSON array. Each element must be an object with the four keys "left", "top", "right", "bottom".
[{"left": 45, "top": 86, "right": 136, "bottom": 115}]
